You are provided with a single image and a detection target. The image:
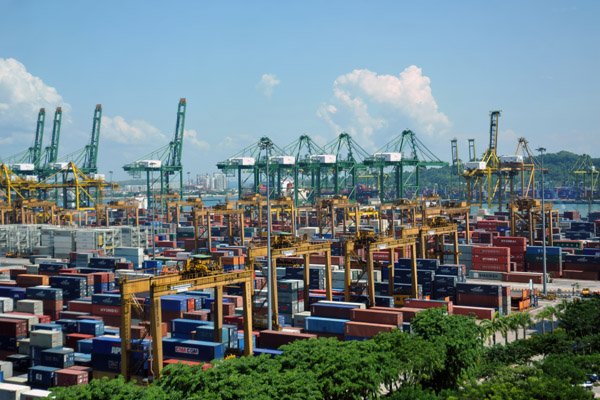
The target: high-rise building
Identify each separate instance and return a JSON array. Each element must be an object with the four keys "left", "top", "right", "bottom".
[{"left": 212, "top": 172, "right": 227, "bottom": 191}]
